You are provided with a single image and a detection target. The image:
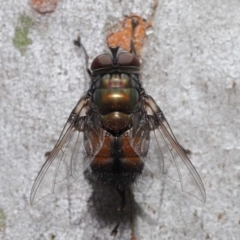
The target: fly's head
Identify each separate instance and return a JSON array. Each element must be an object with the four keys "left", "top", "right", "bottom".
[{"left": 90, "top": 47, "right": 141, "bottom": 76}]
